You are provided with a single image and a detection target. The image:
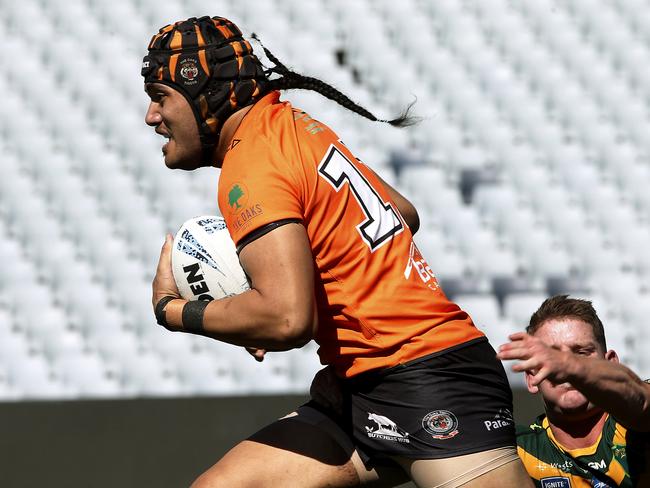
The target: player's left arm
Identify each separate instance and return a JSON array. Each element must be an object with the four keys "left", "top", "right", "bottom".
[
  {"left": 498, "top": 332, "right": 650, "bottom": 431},
  {"left": 371, "top": 172, "right": 420, "bottom": 235},
  {"left": 152, "top": 222, "right": 318, "bottom": 351}
]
